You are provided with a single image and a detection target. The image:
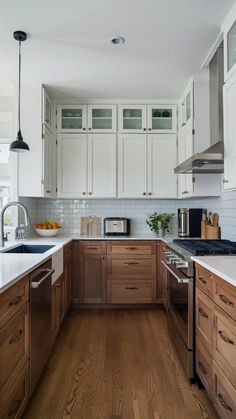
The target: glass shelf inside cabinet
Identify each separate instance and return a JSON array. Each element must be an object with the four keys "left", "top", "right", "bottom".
[
  {"left": 123, "top": 109, "right": 142, "bottom": 130},
  {"left": 92, "top": 108, "right": 112, "bottom": 129},
  {"left": 227, "top": 20, "right": 236, "bottom": 72},
  {"left": 62, "top": 108, "right": 82, "bottom": 130},
  {"left": 151, "top": 108, "right": 172, "bottom": 130}
]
